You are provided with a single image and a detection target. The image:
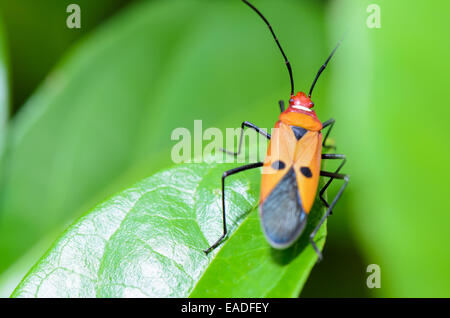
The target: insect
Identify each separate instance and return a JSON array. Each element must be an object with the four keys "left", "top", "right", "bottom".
[{"left": 204, "top": 0, "right": 349, "bottom": 260}]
